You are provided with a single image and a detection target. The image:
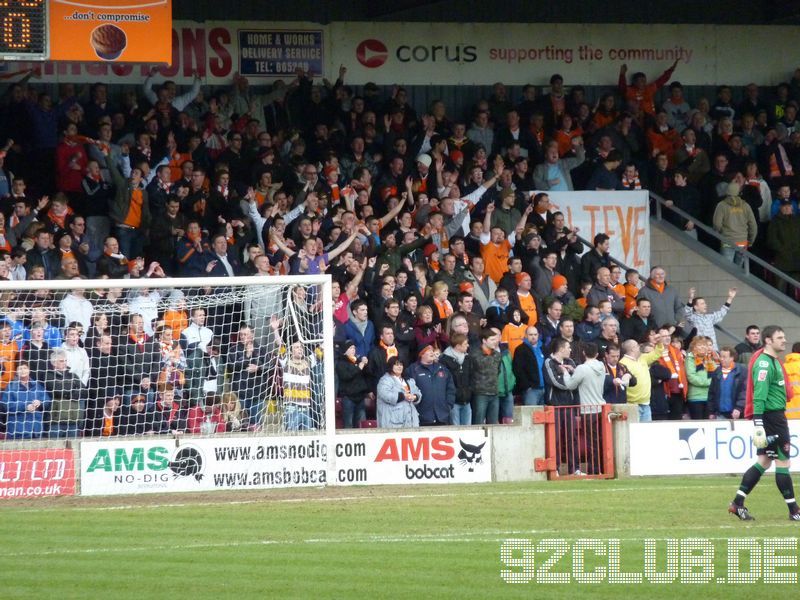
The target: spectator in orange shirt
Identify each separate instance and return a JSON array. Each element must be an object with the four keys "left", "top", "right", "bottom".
[
  {"left": 480, "top": 202, "right": 531, "bottom": 284},
  {"left": 646, "top": 111, "right": 682, "bottom": 166},
  {"left": 609, "top": 265, "right": 627, "bottom": 300},
  {"left": 554, "top": 114, "right": 584, "bottom": 158},
  {"left": 0, "top": 322, "right": 19, "bottom": 389},
  {"left": 618, "top": 59, "right": 679, "bottom": 116},
  {"left": 501, "top": 308, "right": 527, "bottom": 357},
  {"left": 623, "top": 269, "right": 641, "bottom": 317}
]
